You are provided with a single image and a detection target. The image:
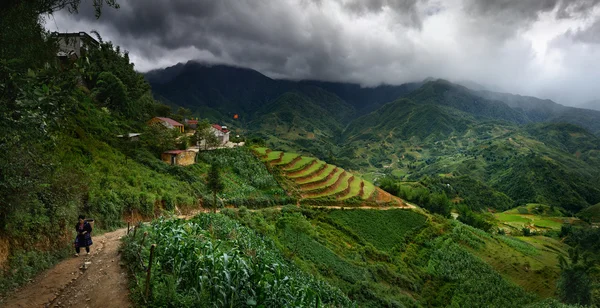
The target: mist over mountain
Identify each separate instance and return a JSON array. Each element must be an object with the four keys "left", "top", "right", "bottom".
[{"left": 579, "top": 99, "right": 600, "bottom": 112}]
